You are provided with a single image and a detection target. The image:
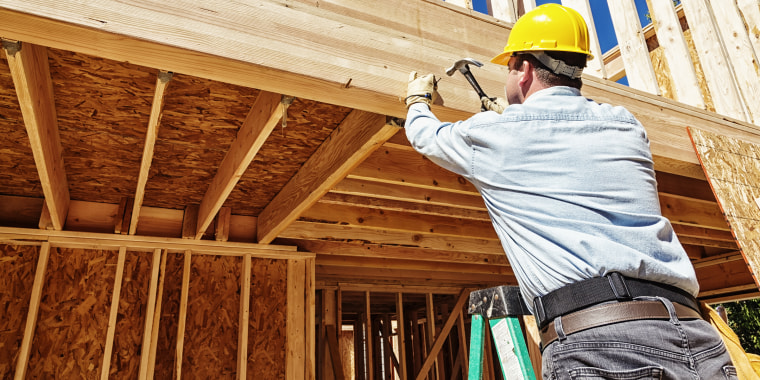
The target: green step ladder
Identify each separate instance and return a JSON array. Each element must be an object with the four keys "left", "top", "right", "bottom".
[{"left": 467, "top": 286, "right": 537, "bottom": 380}]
